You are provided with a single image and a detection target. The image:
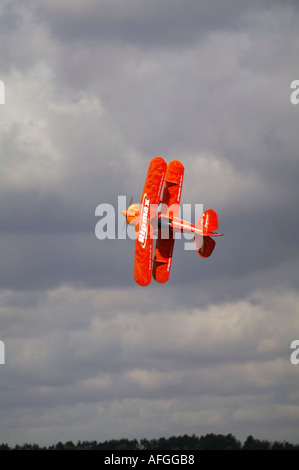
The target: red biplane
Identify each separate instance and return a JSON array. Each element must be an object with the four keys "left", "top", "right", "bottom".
[{"left": 122, "top": 157, "right": 222, "bottom": 286}]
